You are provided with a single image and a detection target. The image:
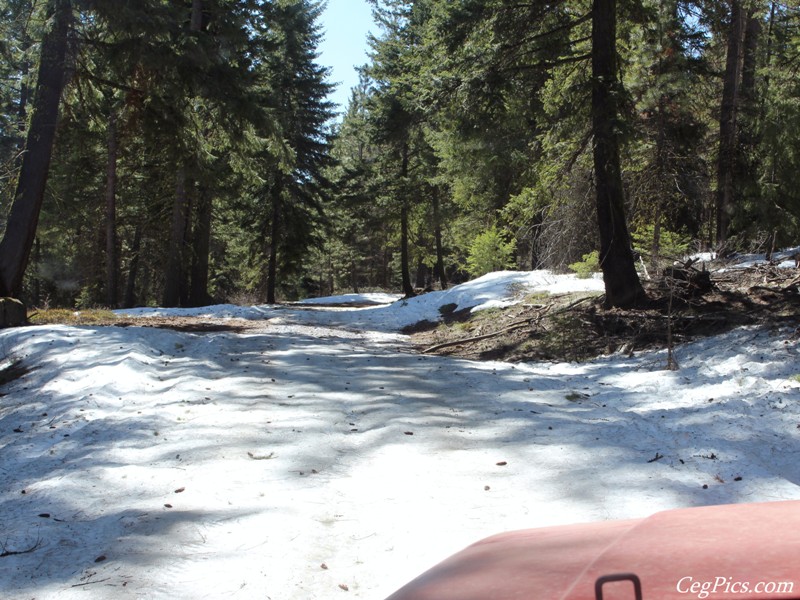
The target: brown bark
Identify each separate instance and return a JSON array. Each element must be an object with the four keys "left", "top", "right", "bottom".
[
  {"left": 762, "top": 2, "right": 777, "bottom": 110},
  {"left": 400, "top": 204, "right": 414, "bottom": 298},
  {"left": 163, "top": 169, "right": 190, "bottom": 307},
  {"left": 0, "top": 0, "right": 71, "bottom": 298},
  {"left": 591, "top": 0, "right": 646, "bottom": 308},
  {"left": 715, "top": 1, "right": 745, "bottom": 246},
  {"left": 105, "top": 108, "right": 119, "bottom": 307},
  {"left": 399, "top": 142, "right": 415, "bottom": 298},
  {"left": 266, "top": 182, "right": 282, "bottom": 305},
  {"left": 737, "top": 9, "right": 761, "bottom": 202},
  {"left": 432, "top": 190, "right": 447, "bottom": 289},
  {"left": 741, "top": 10, "right": 760, "bottom": 108},
  {"left": 189, "top": 185, "right": 213, "bottom": 306},
  {"left": 191, "top": 0, "right": 204, "bottom": 32},
  {"left": 123, "top": 224, "right": 142, "bottom": 308}
]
